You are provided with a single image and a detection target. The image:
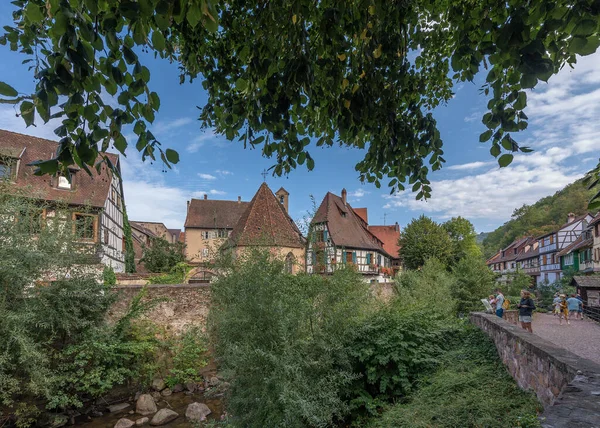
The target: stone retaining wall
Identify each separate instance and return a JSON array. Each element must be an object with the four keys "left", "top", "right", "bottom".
[
  {"left": 470, "top": 313, "right": 600, "bottom": 427},
  {"left": 108, "top": 284, "right": 211, "bottom": 335}
]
